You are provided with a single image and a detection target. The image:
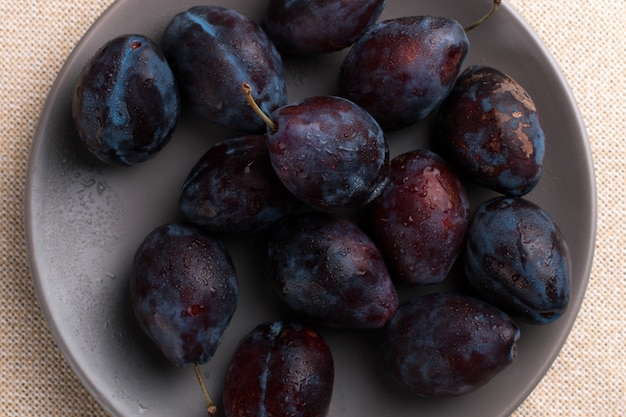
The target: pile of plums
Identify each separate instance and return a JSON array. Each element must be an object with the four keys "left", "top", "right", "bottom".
[{"left": 72, "top": 1, "right": 571, "bottom": 416}]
